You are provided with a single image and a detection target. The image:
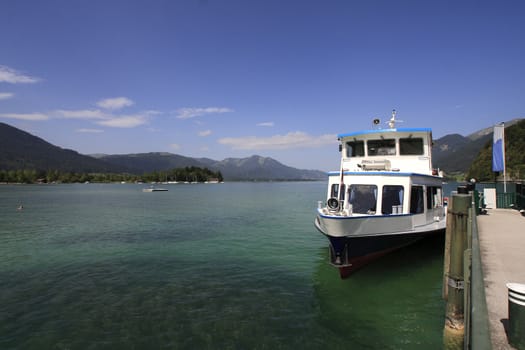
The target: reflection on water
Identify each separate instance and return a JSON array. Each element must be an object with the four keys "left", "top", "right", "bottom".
[{"left": 313, "top": 234, "right": 445, "bottom": 349}]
